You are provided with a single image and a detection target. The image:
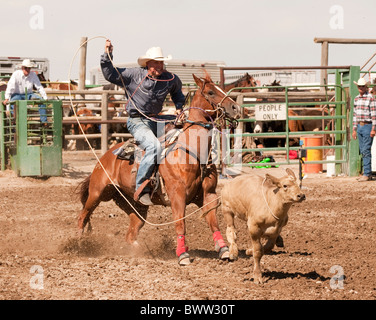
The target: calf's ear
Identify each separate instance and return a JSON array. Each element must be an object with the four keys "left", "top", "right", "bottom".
[
  {"left": 286, "top": 168, "right": 296, "bottom": 180},
  {"left": 265, "top": 173, "right": 281, "bottom": 188}
]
